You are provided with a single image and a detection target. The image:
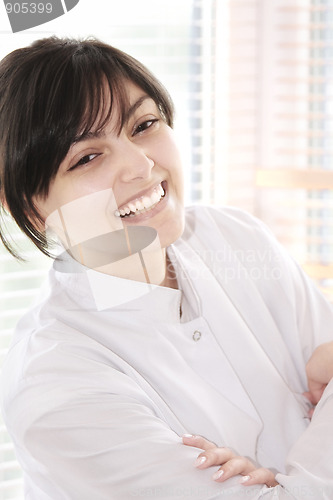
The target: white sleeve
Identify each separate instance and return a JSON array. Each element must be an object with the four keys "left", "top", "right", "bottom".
[
  {"left": 248, "top": 209, "right": 333, "bottom": 354},
  {"left": 275, "top": 379, "right": 333, "bottom": 500},
  {"left": 18, "top": 366, "right": 332, "bottom": 500},
  {"left": 198, "top": 206, "right": 333, "bottom": 359},
  {"left": 21, "top": 377, "right": 259, "bottom": 500},
  {"left": 279, "top": 239, "right": 333, "bottom": 358}
]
